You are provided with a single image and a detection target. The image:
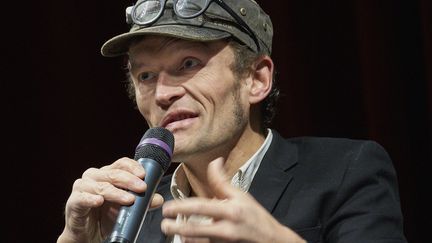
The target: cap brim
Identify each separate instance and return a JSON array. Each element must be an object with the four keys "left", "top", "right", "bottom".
[{"left": 101, "top": 25, "right": 231, "bottom": 57}]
